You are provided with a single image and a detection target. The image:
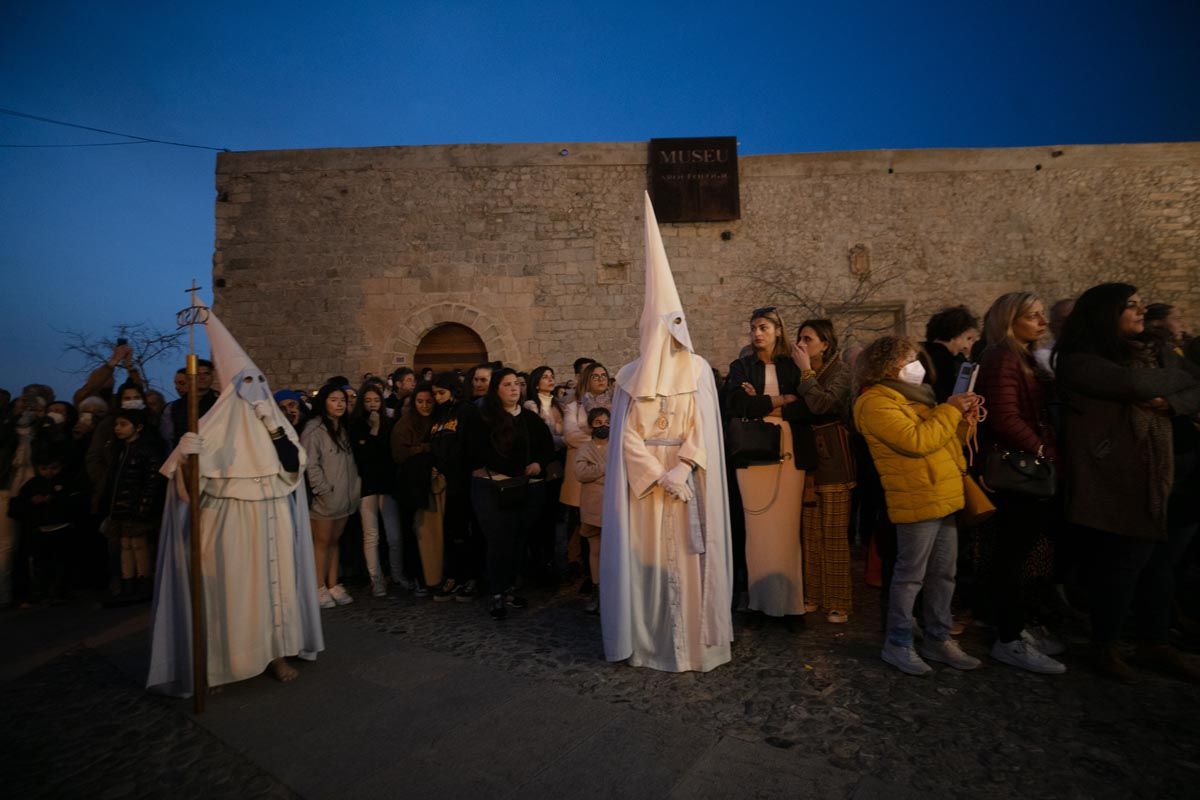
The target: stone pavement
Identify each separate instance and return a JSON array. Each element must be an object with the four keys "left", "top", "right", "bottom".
[{"left": 2, "top": 575, "right": 1199, "bottom": 800}]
